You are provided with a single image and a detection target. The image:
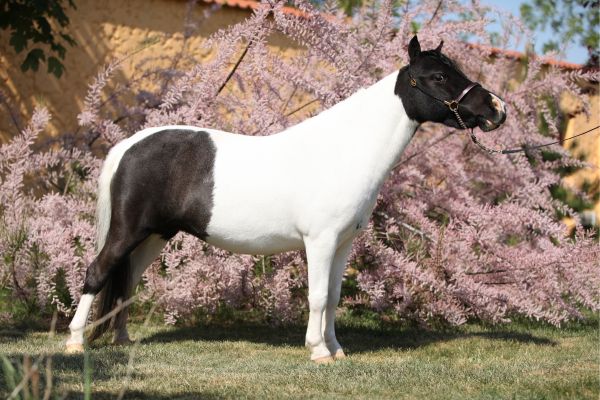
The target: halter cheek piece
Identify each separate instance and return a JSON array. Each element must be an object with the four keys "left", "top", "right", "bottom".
[
  {"left": 408, "top": 68, "right": 480, "bottom": 130},
  {"left": 407, "top": 67, "right": 507, "bottom": 155}
]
